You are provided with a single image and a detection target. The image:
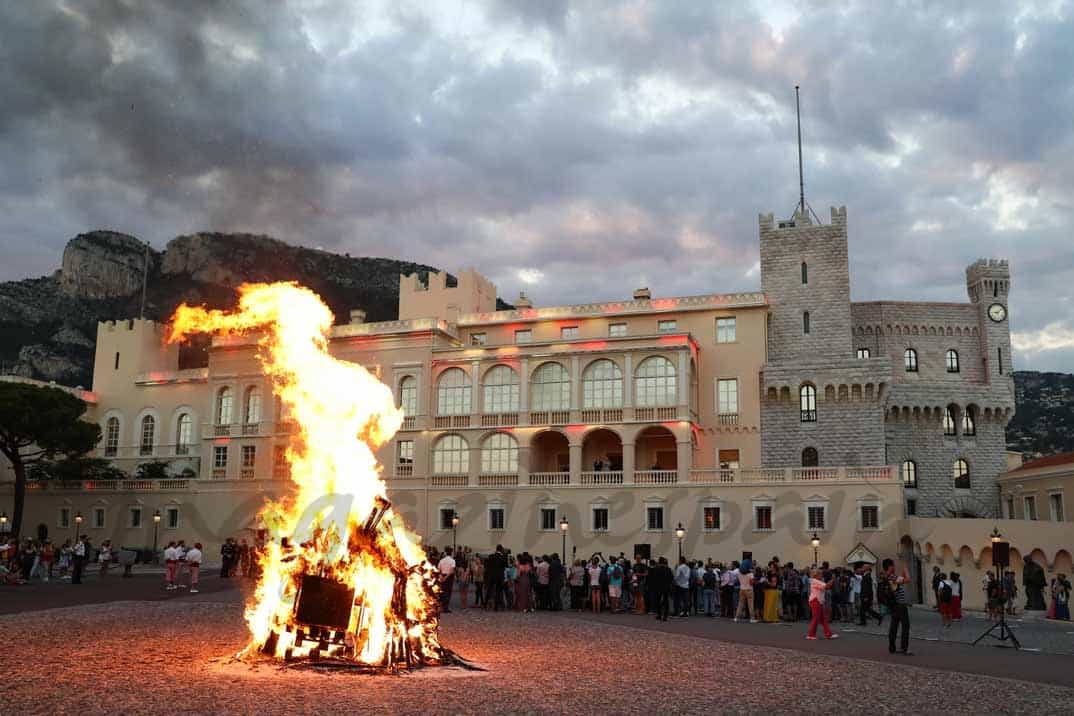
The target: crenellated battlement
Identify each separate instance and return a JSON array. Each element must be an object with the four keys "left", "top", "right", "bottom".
[{"left": 966, "top": 258, "right": 1011, "bottom": 303}]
